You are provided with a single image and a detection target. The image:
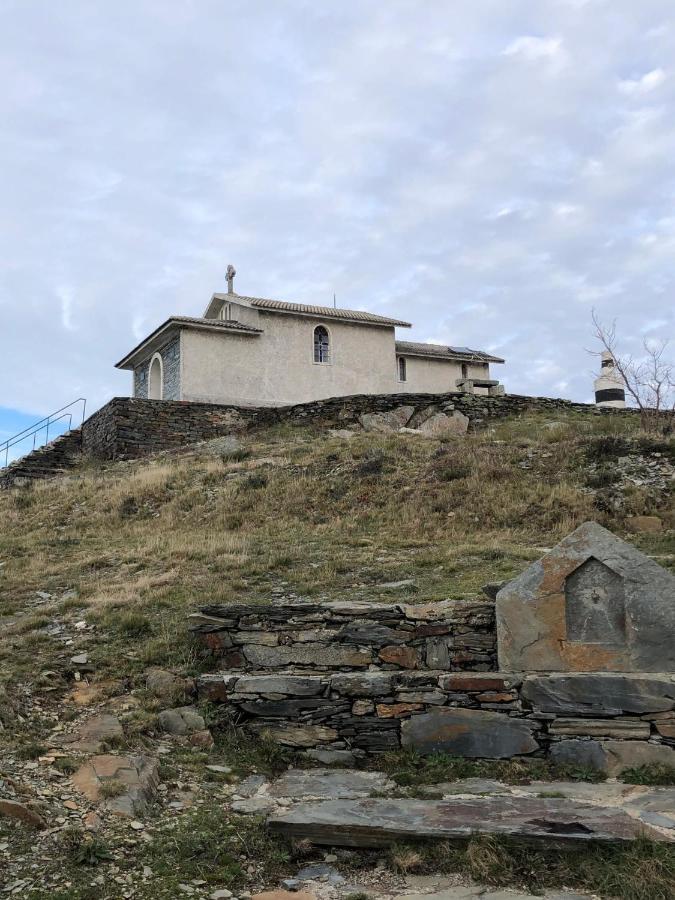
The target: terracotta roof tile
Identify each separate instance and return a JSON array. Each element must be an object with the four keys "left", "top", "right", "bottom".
[{"left": 229, "top": 295, "right": 411, "bottom": 327}]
